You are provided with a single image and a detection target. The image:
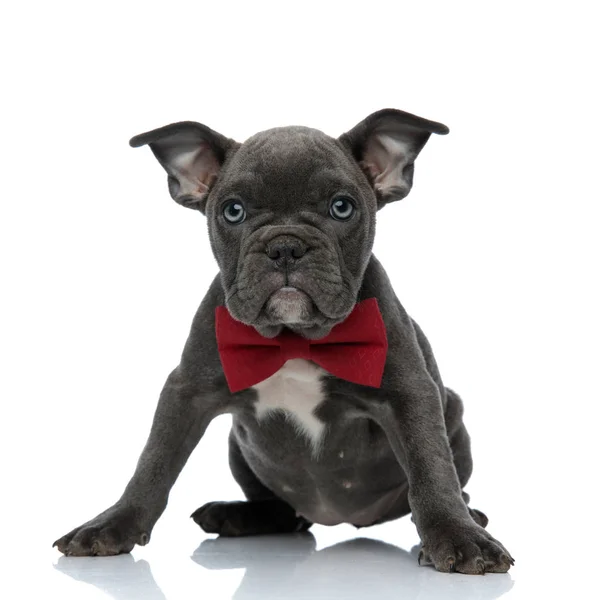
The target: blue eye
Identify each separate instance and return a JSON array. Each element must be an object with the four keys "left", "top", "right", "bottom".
[
  {"left": 329, "top": 197, "right": 355, "bottom": 221},
  {"left": 223, "top": 200, "right": 246, "bottom": 224}
]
